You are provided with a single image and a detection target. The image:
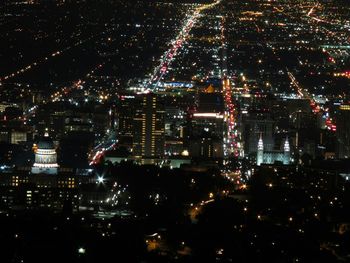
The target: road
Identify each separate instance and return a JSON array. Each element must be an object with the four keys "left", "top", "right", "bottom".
[
  {"left": 146, "top": 0, "right": 222, "bottom": 92},
  {"left": 287, "top": 69, "right": 336, "bottom": 131},
  {"left": 0, "top": 31, "right": 110, "bottom": 82},
  {"left": 220, "top": 16, "right": 239, "bottom": 158}
]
